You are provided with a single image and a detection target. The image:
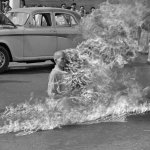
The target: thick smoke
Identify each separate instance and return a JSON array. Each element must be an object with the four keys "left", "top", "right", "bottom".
[{"left": 0, "top": 2, "right": 150, "bottom": 136}]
